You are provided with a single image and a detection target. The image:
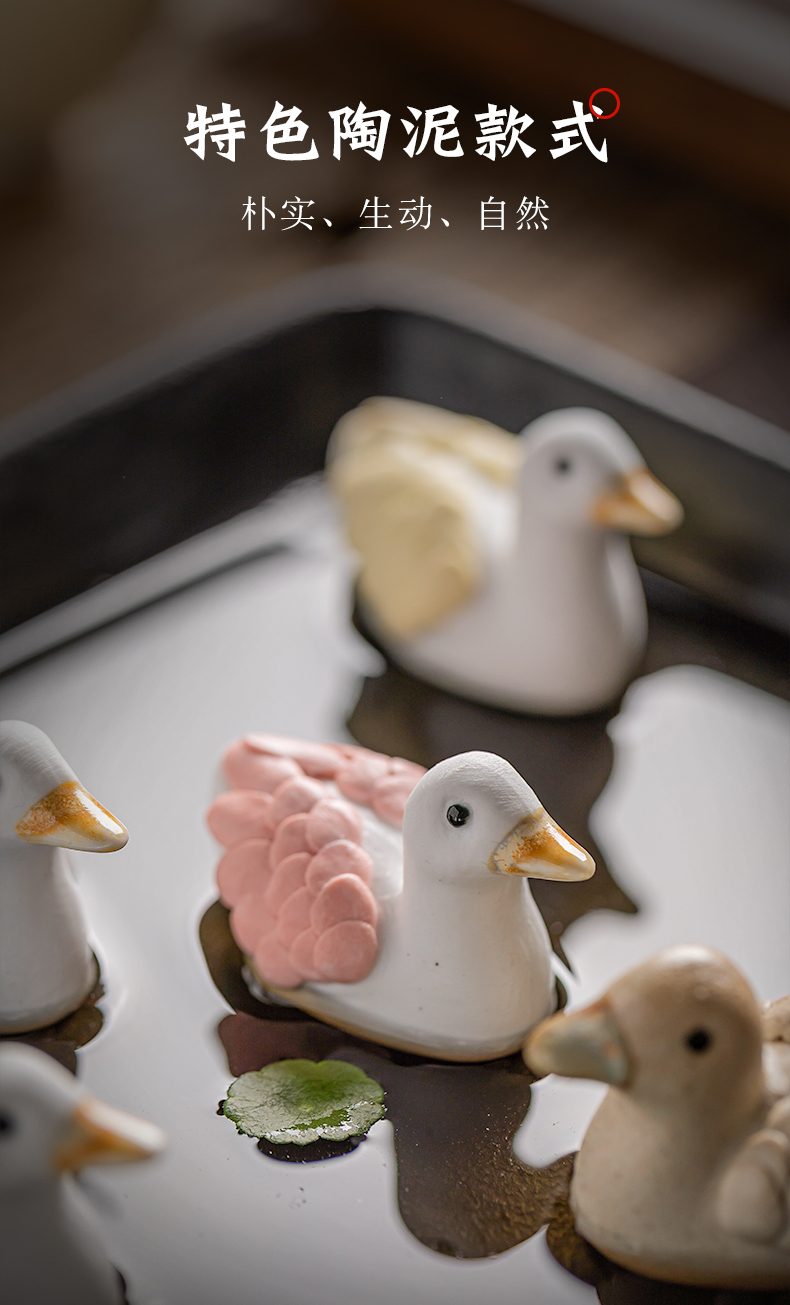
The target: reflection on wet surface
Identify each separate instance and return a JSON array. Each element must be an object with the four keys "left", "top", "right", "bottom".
[
  {"left": 347, "top": 584, "right": 790, "bottom": 966},
  {"left": 201, "top": 900, "right": 570, "bottom": 1257},
  {"left": 0, "top": 965, "right": 104, "bottom": 1075},
  {"left": 547, "top": 1195, "right": 790, "bottom": 1305},
  {"left": 201, "top": 902, "right": 787, "bottom": 1300},
  {"left": 198, "top": 586, "right": 789, "bottom": 1297},
  {"left": 6, "top": 484, "right": 786, "bottom": 1304}
]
